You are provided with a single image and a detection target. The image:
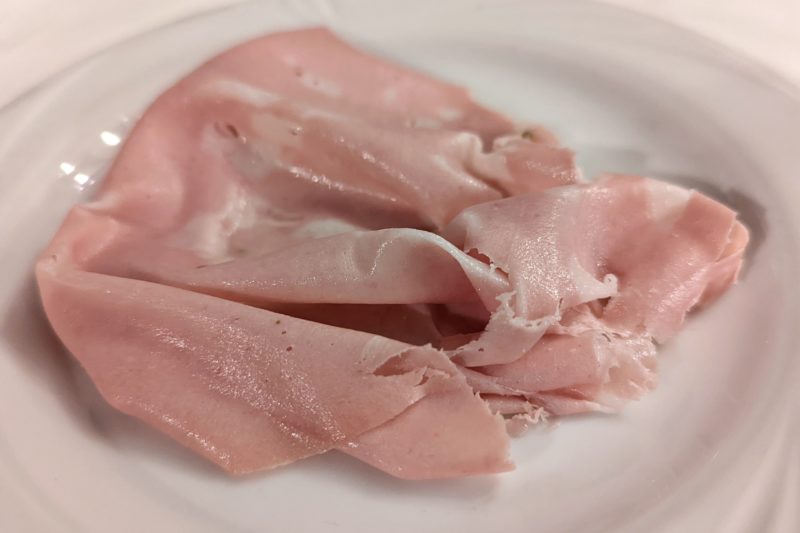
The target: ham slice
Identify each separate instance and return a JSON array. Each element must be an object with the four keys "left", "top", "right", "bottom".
[
  {"left": 36, "top": 27, "right": 747, "bottom": 479},
  {"left": 449, "top": 176, "right": 746, "bottom": 413}
]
